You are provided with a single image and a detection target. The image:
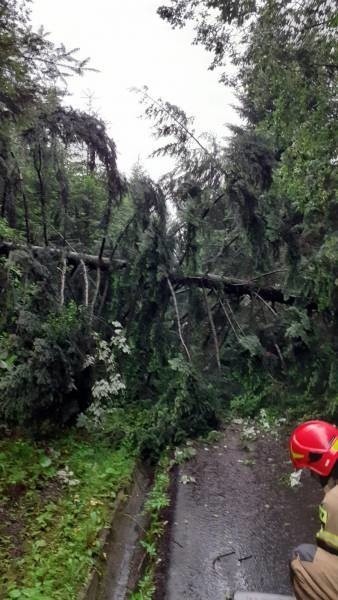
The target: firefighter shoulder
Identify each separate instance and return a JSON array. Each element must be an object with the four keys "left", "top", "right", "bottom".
[
  {"left": 289, "top": 420, "right": 338, "bottom": 600},
  {"left": 317, "top": 482, "right": 338, "bottom": 553}
]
